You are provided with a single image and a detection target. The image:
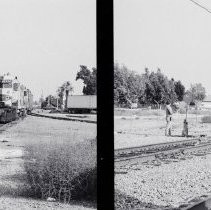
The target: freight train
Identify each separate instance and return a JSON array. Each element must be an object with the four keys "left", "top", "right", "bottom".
[{"left": 0, "top": 73, "right": 33, "bottom": 123}]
